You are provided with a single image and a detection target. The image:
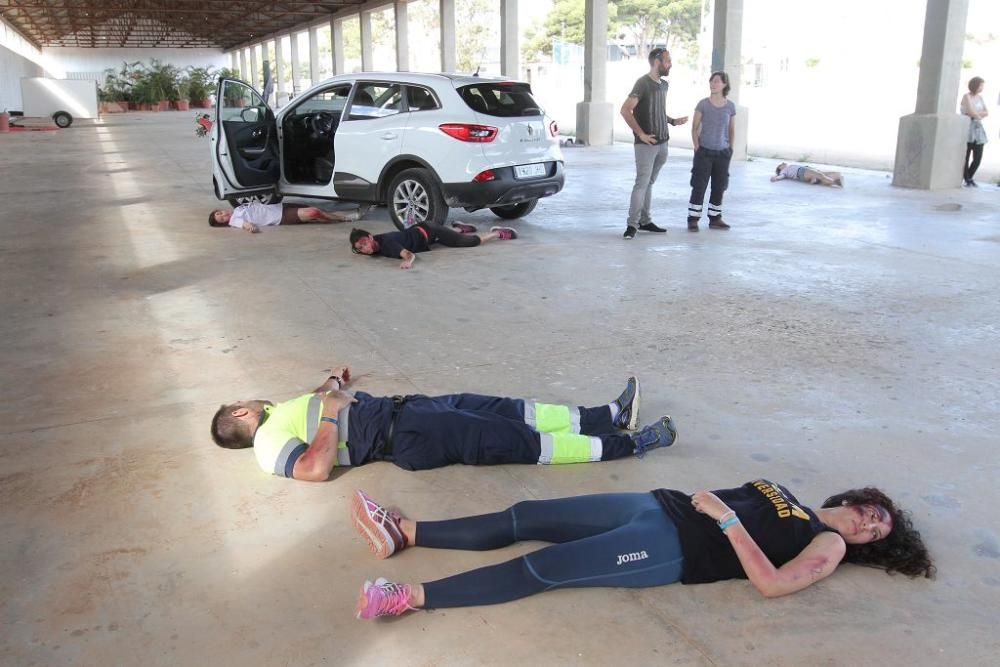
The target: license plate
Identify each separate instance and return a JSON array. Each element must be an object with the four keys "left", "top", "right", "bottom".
[{"left": 514, "top": 163, "right": 547, "bottom": 179}]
